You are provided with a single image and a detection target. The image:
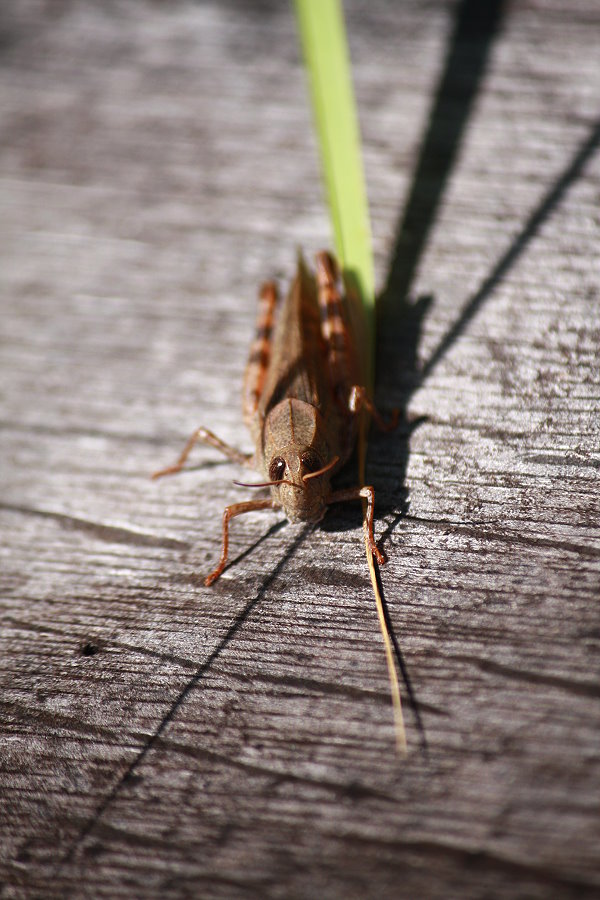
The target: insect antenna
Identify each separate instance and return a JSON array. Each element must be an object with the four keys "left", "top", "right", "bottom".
[
  {"left": 234, "top": 455, "right": 340, "bottom": 491},
  {"left": 233, "top": 478, "right": 302, "bottom": 490},
  {"left": 302, "top": 455, "right": 340, "bottom": 482}
]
